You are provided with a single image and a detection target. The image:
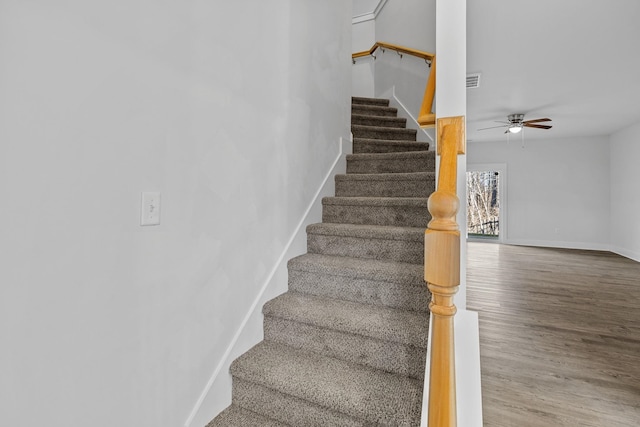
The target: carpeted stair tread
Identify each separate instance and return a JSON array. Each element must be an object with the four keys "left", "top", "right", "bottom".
[
  {"left": 263, "top": 292, "right": 428, "bottom": 379},
  {"left": 287, "top": 253, "right": 430, "bottom": 312},
  {"left": 263, "top": 291, "right": 428, "bottom": 348},
  {"left": 347, "top": 150, "right": 435, "bottom": 174},
  {"left": 307, "top": 229, "right": 424, "bottom": 264},
  {"left": 351, "top": 96, "right": 389, "bottom": 106},
  {"left": 336, "top": 171, "right": 435, "bottom": 182},
  {"left": 322, "top": 197, "right": 430, "bottom": 228},
  {"left": 322, "top": 196, "right": 428, "bottom": 208},
  {"left": 307, "top": 222, "right": 424, "bottom": 240},
  {"left": 352, "top": 104, "right": 398, "bottom": 117},
  {"left": 232, "top": 379, "right": 367, "bottom": 427},
  {"left": 230, "top": 341, "right": 423, "bottom": 426},
  {"left": 206, "top": 405, "right": 289, "bottom": 427},
  {"left": 335, "top": 172, "right": 435, "bottom": 198},
  {"left": 352, "top": 114, "right": 407, "bottom": 128},
  {"left": 353, "top": 138, "right": 429, "bottom": 153},
  {"left": 288, "top": 253, "right": 423, "bottom": 285},
  {"left": 352, "top": 124, "right": 417, "bottom": 141},
  {"left": 306, "top": 223, "right": 424, "bottom": 264}
]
